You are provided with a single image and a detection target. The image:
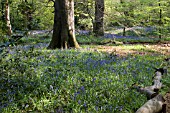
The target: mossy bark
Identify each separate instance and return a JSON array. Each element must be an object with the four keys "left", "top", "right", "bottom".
[{"left": 48, "top": 0, "right": 80, "bottom": 49}]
